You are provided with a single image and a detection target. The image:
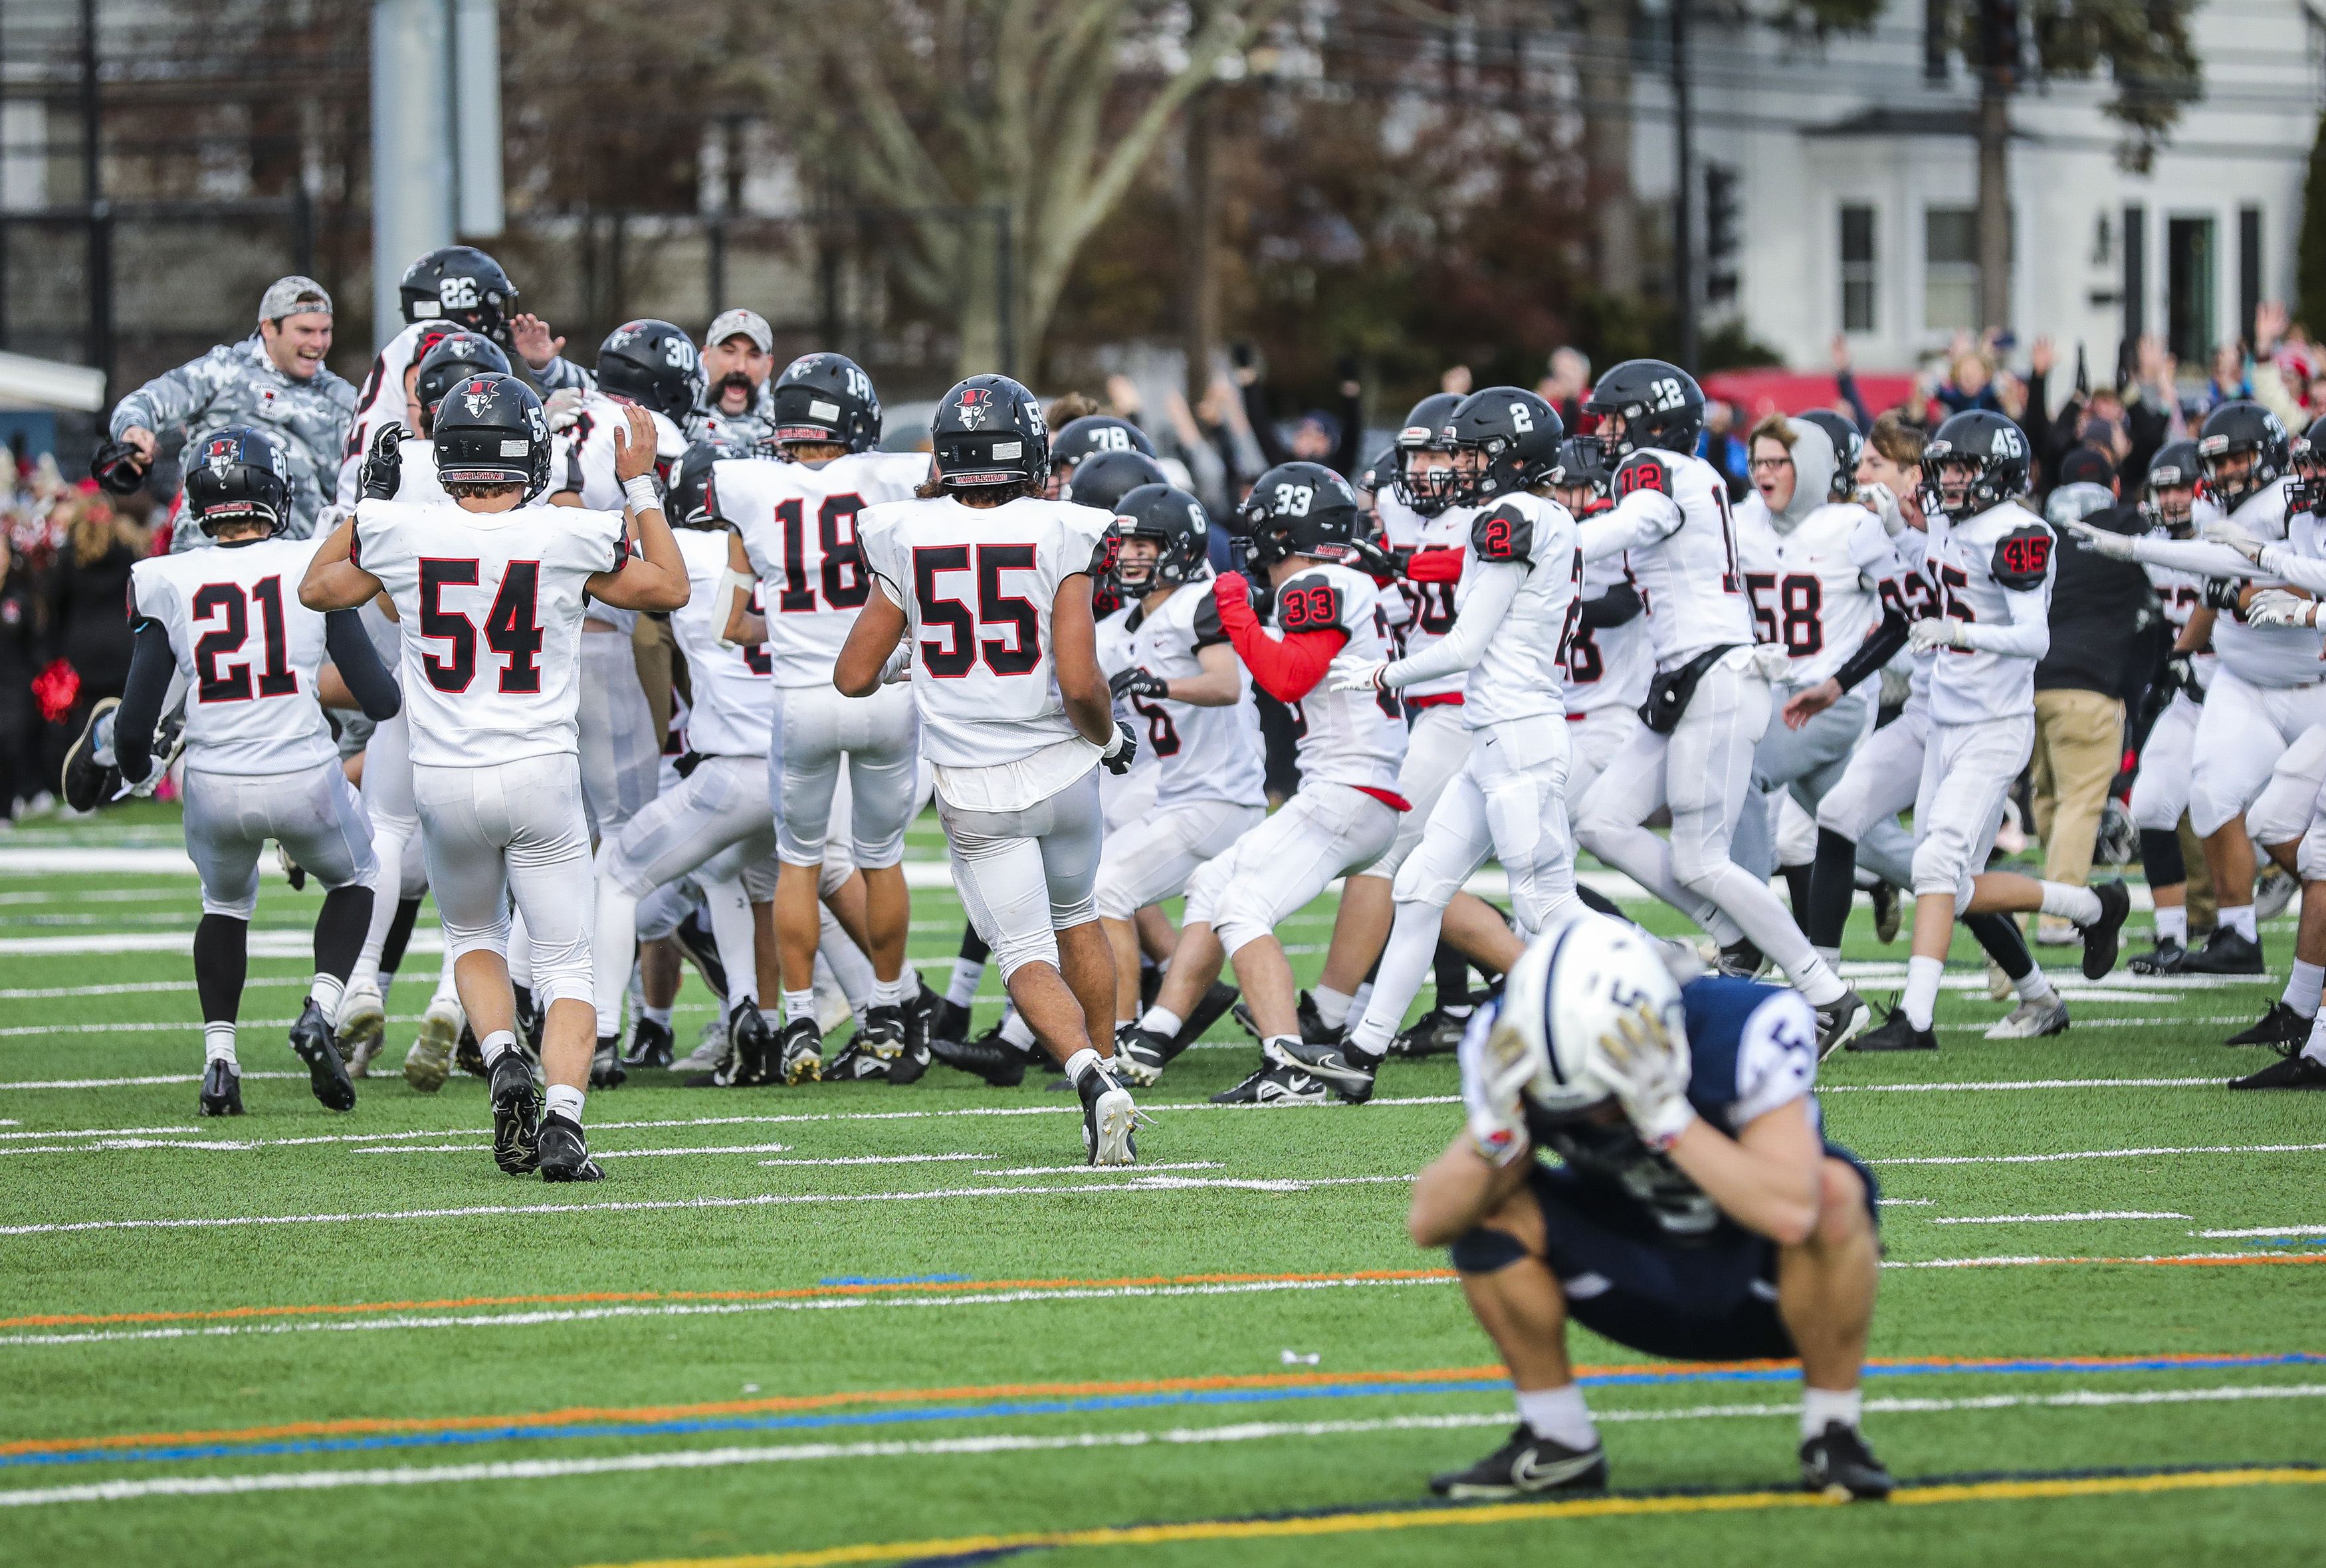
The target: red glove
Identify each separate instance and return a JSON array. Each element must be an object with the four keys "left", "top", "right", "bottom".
[
  {"left": 1212, "top": 571, "right": 1257, "bottom": 634},
  {"left": 1406, "top": 546, "right": 1464, "bottom": 584},
  {"left": 1210, "top": 572, "right": 1343, "bottom": 703}
]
